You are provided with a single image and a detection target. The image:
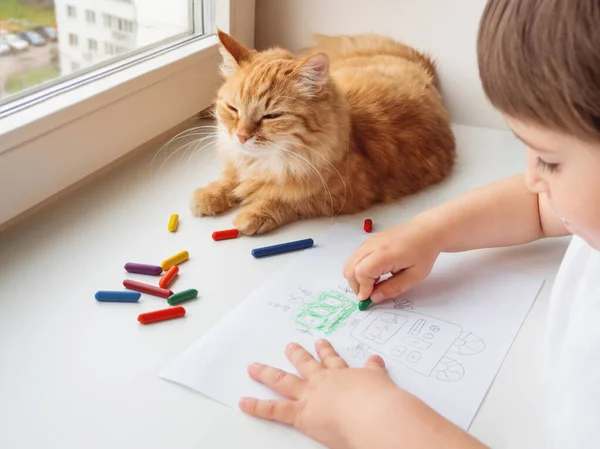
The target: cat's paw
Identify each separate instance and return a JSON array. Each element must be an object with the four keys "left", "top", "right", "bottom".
[
  {"left": 234, "top": 206, "right": 280, "bottom": 235},
  {"left": 191, "top": 185, "right": 234, "bottom": 216}
]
